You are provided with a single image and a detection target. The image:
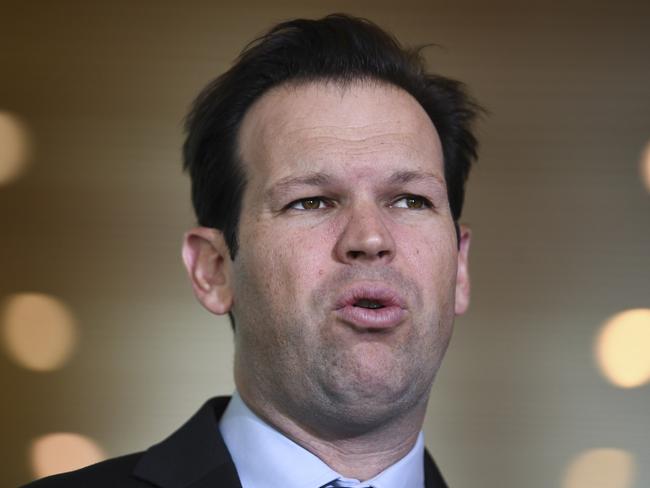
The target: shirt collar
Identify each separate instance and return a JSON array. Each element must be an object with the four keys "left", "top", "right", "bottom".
[{"left": 219, "top": 391, "right": 424, "bottom": 488}]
